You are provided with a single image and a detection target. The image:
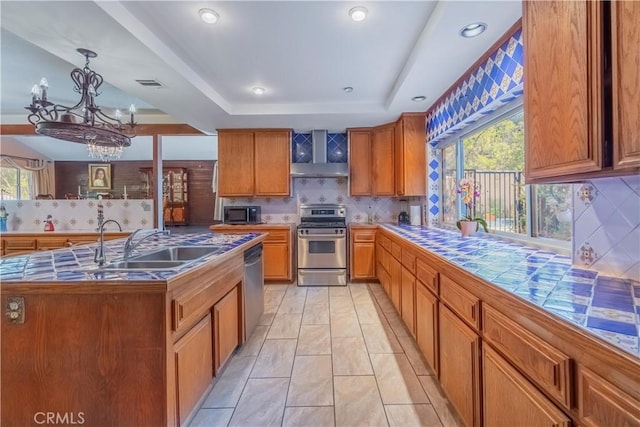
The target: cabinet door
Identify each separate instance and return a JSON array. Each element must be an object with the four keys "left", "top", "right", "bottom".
[
  {"left": 395, "top": 115, "right": 427, "bottom": 196},
  {"left": 254, "top": 131, "right": 291, "bottom": 196},
  {"left": 263, "top": 242, "right": 290, "bottom": 281},
  {"left": 416, "top": 281, "right": 438, "bottom": 375},
  {"left": 400, "top": 267, "right": 415, "bottom": 337},
  {"left": 439, "top": 305, "right": 481, "bottom": 427},
  {"left": 612, "top": 1, "right": 640, "bottom": 170},
  {"left": 372, "top": 125, "right": 395, "bottom": 195},
  {"left": 217, "top": 131, "right": 255, "bottom": 197},
  {"left": 174, "top": 314, "right": 214, "bottom": 426},
  {"left": 349, "top": 130, "right": 372, "bottom": 196},
  {"left": 524, "top": 0, "right": 603, "bottom": 182},
  {"left": 214, "top": 287, "right": 240, "bottom": 374},
  {"left": 483, "top": 345, "right": 571, "bottom": 427},
  {"left": 389, "top": 255, "right": 402, "bottom": 312},
  {"left": 351, "top": 242, "right": 376, "bottom": 280}
]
